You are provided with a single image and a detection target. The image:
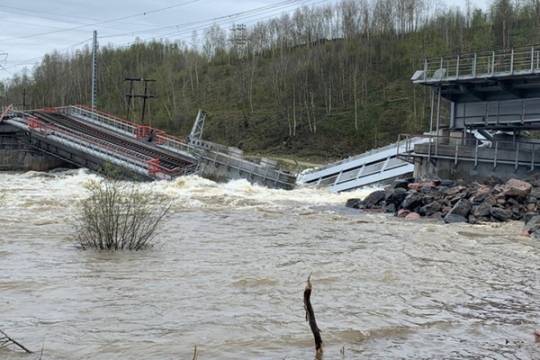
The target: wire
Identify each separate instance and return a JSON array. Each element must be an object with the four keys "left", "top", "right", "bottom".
[
  {"left": 114, "top": 0, "right": 328, "bottom": 47},
  {"left": 3, "top": 38, "right": 92, "bottom": 71},
  {"left": 99, "top": 0, "right": 303, "bottom": 40},
  {"left": 148, "top": 0, "right": 329, "bottom": 42},
  {"left": 0, "top": 4, "right": 149, "bottom": 27},
  {"left": 3, "top": 0, "right": 202, "bottom": 41}
]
